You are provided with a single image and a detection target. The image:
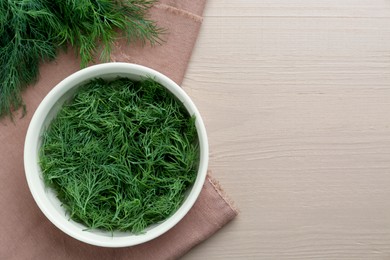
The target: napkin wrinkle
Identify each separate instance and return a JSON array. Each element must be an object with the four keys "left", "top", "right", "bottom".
[{"left": 154, "top": 4, "right": 204, "bottom": 23}]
